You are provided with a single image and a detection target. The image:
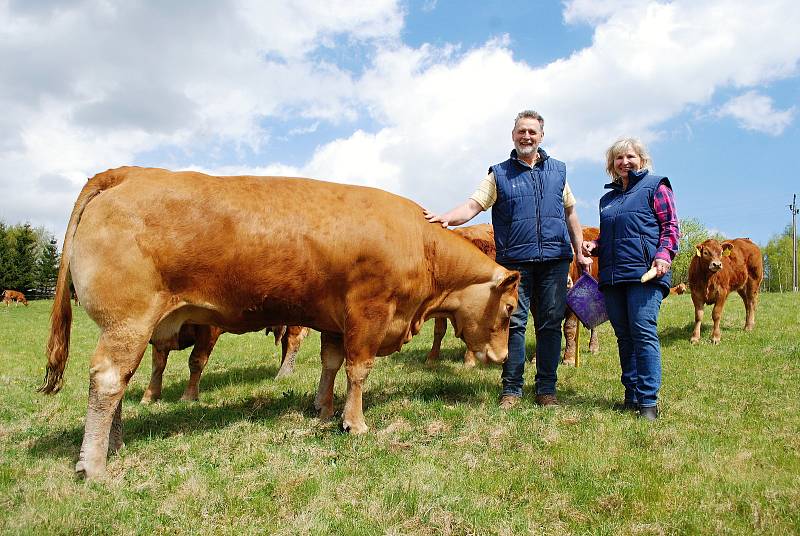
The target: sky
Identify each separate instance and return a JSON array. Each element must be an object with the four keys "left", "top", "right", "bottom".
[{"left": 2, "top": 0, "right": 799, "bottom": 247}]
